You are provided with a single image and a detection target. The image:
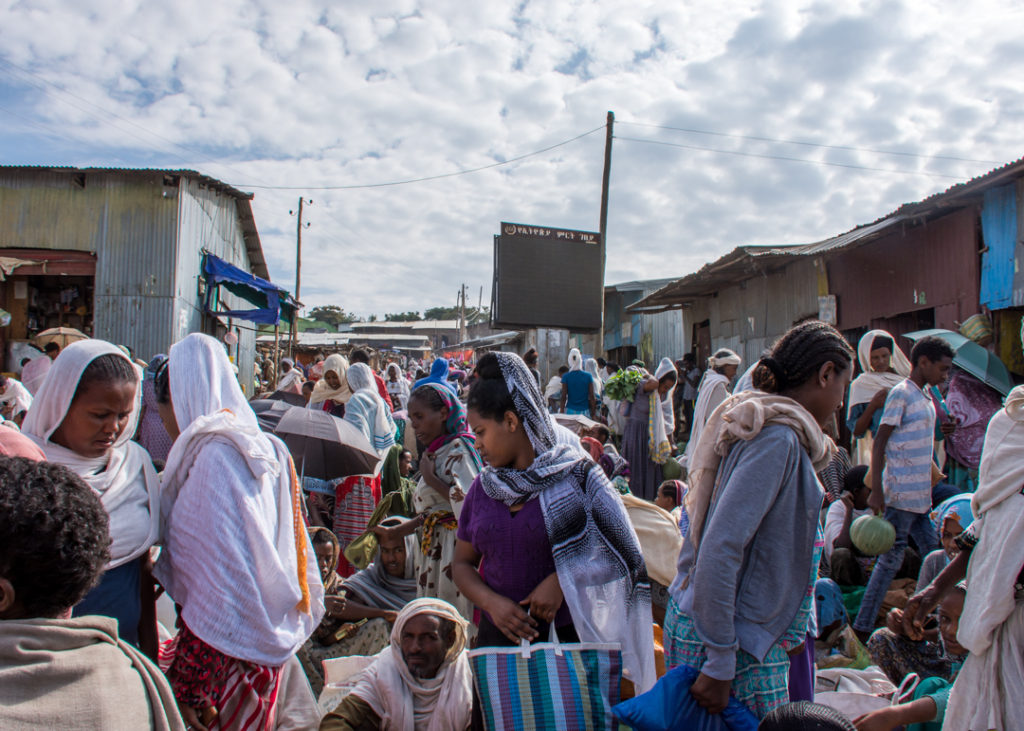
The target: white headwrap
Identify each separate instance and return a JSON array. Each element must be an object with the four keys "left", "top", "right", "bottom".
[
  {"left": 20, "top": 356, "right": 51, "bottom": 395},
  {"left": 707, "top": 349, "right": 741, "bottom": 369},
  {"left": 847, "top": 329, "right": 912, "bottom": 407},
  {"left": 584, "top": 358, "right": 603, "bottom": 394},
  {"left": 310, "top": 353, "right": 352, "bottom": 406},
  {"left": 351, "top": 598, "right": 473, "bottom": 731},
  {"left": 345, "top": 363, "right": 397, "bottom": 454},
  {"left": 654, "top": 356, "right": 677, "bottom": 447},
  {"left": 683, "top": 351, "right": 742, "bottom": 465},
  {"left": 153, "top": 333, "right": 323, "bottom": 666},
  {"left": 22, "top": 339, "right": 159, "bottom": 570},
  {"left": 568, "top": 348, "right": 583, "bottom": 371}
]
